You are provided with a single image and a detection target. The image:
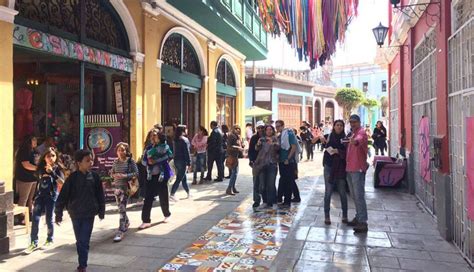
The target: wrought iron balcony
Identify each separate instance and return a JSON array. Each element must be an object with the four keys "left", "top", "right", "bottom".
[{"left": 166, "top": 0, "right": 268, "bottom": 60}]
